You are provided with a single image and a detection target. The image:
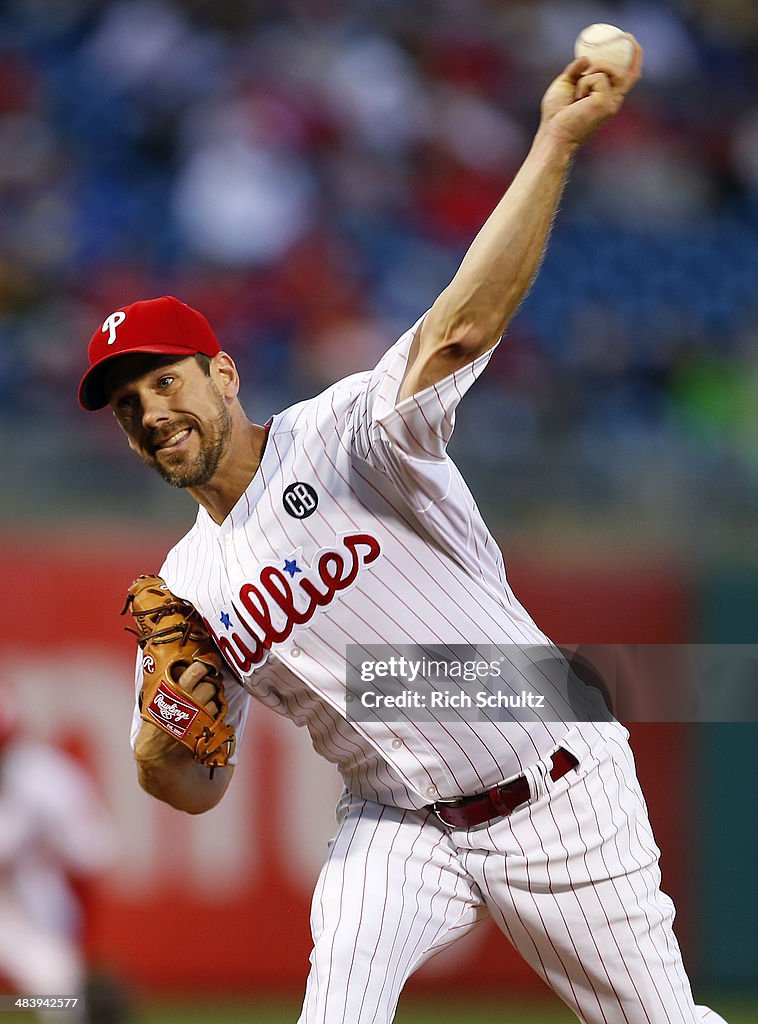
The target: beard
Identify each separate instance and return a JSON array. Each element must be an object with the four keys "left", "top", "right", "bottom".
[{"left": 143, "top": 388, "right": 232, "bottom": 488}]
